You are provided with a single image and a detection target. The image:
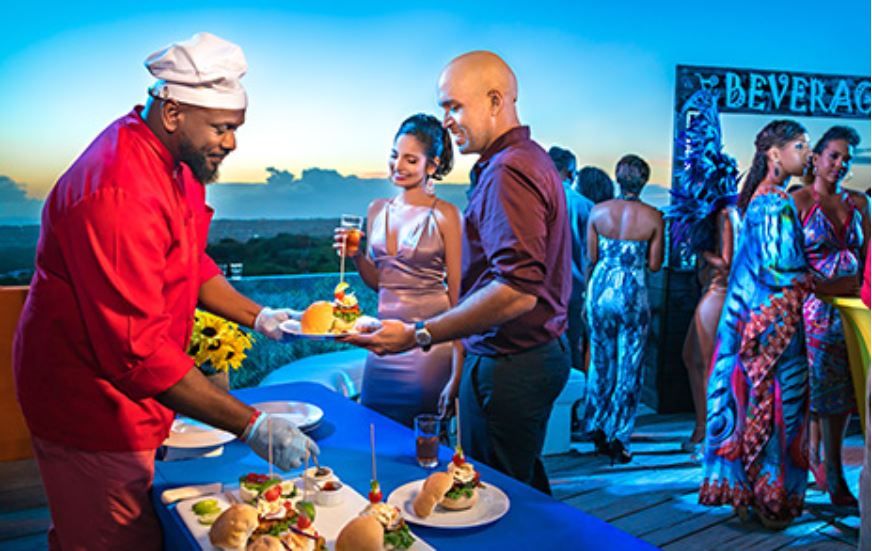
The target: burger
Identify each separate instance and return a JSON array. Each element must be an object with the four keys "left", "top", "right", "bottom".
[
  {"left": 211, "top": 474, "right": 326, "bottom": 551},
  {"left": 209, "top": 504, "right": 259, "bottom": 551},
  {"left": 332, "top": 282, "right": 362, "bottom": 332},
  {"left": 335, "top": 502, "right": 415, "bottom": 551},
  {"left": 238, "top": 472, "right": 297, "bottom": 504},
  {"left": 412, "top": 452, "right": 481, "bottom": 516},
  {"left": 247, "top": 535, "right": 284, "bottom": 551},
  {"left": 299, "top": 283, "right": 362, "bottom": 335},
  {"left": 441, "top": 452, "right": 482, "bottom": 510}
]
